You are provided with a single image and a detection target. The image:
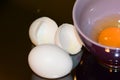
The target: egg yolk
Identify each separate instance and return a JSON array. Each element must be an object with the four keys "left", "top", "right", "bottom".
[{"left": 98, "top": 27, "right": 120, "bottom": 48}]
